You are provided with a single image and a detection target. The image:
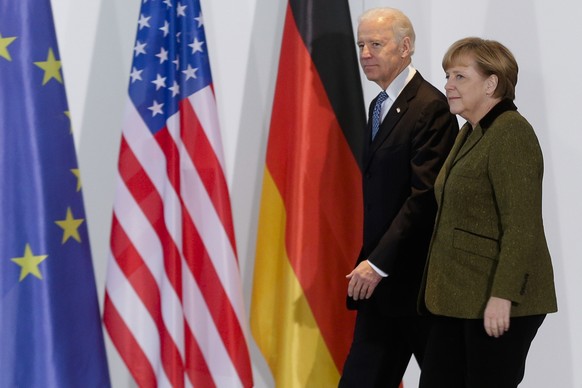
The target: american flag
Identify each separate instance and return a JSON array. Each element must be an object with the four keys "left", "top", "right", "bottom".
[{"left": 103, "top": 0, "right": 253, "bottom": 387}]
